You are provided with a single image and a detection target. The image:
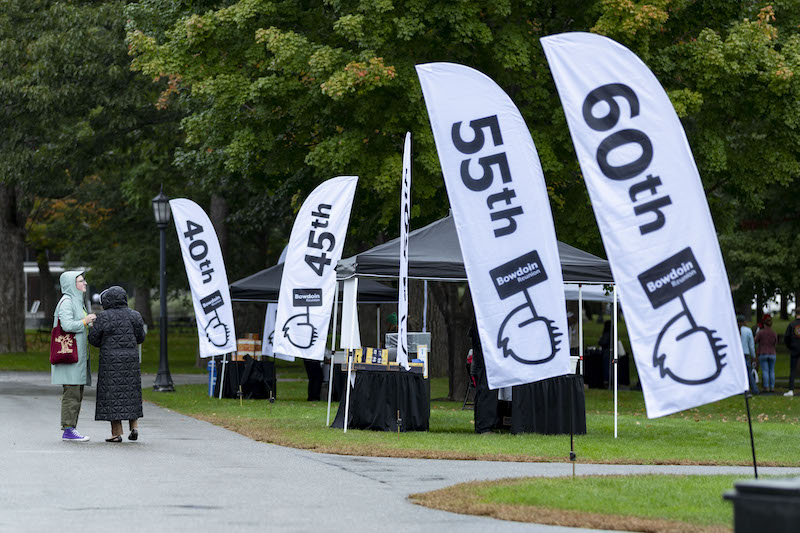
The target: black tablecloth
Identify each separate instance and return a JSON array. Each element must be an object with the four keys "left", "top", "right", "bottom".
[
  {"left": 474, "top": 373, "right": 586, "bottom": 435},
  {"left": 584, "top": 349, "right": 630, "bottom": 388},
  {"left": 213, "top": 357, "right": 276, "bottom": 399},
  {"left": 511, "top": 375, "right": 586, "bottom": 435},
  {"left": 331, "top": 370, "right": 430, "bottom": 431}
]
